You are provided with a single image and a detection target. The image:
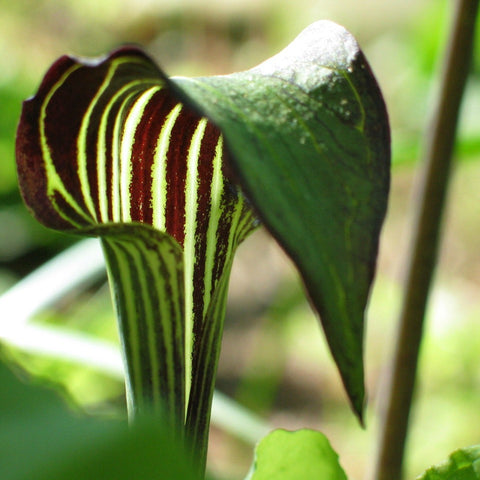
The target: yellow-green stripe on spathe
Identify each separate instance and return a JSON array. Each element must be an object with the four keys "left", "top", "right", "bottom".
[
  {"left": 39, "top": 63, "right": 92, "bottom": 227},
  {"left": 111, "top": 92, "right": 134, "bottom": 223},
  {"left": 202, "top": 135, "right": 225, "bottom": 319},
  {"left": 77, "top": 60, "right": 119, "bottom": 221},
  {"left": 151, "top": 103, "right": 183, "bottom": 231},
  {"left": 120, "top": 86, "right": 162, "bottom": 222},
  {"left": 184, "top": 117, "right": 208, "bottom": 407},
  {"left": 97, "top": 77, "right": 160, "bottom": 222}
]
